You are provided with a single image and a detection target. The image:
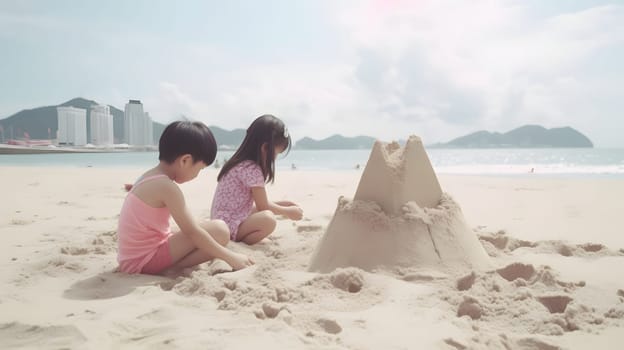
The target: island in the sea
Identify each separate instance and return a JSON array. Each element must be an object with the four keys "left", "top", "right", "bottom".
[
  {"left": 292, "top": 125, "right": 593, "bottom": 149},
  {"left": 430, "top": 125, "right": 593, "bottom": 148}
]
